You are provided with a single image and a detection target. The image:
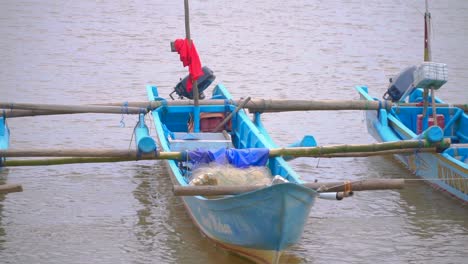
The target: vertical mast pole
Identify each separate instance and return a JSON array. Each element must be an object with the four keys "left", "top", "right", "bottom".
[
  {"left": 184, "top": 0, "right": 200, "bottom": 132},
  {"left": 424, "top": 0, "right": 432, "bottom": 61},
  {"left": 422, "top": 0, "right": 438, "bottom": 127}
]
